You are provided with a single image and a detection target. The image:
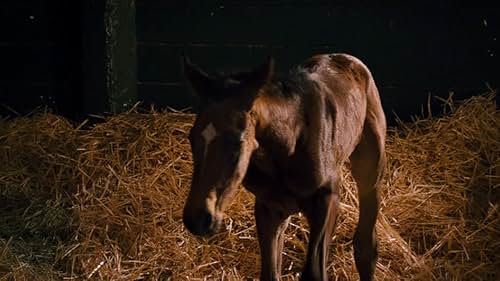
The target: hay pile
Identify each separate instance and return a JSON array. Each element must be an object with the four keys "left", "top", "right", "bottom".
[{"left": 0, "top": 94, "right": 498, "bottom": 280}]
